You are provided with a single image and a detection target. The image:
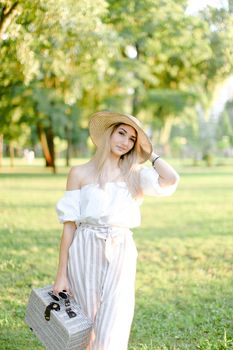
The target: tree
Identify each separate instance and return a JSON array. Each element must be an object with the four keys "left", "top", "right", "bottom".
[
  {"left": 1, "top": 0, "right": 233, "bottom": 165},
  {"left": 104, "top": 0, "right": 233, "bottom": 154},
  {"left": 0, "top": 0, "right": 116, "bottom": 169}
]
